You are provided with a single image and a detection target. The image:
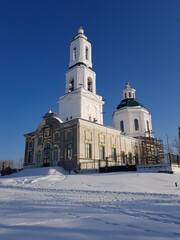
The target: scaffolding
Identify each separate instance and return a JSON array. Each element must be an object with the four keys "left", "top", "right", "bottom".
[{"left": 138, "top": 133, "right": 164, "bottom": 165}]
